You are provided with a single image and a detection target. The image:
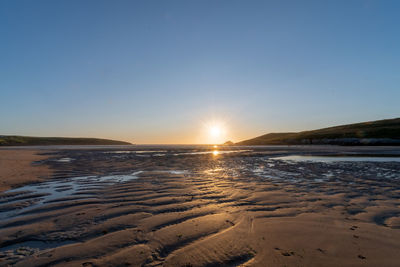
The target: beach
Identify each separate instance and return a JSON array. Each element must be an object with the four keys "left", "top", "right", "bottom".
[
  {"left": 0, "top": 149, "right": 52, "bottom": 192},
  {"left": 0, "top": 146, "right": 400, "bottom": 266}
]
